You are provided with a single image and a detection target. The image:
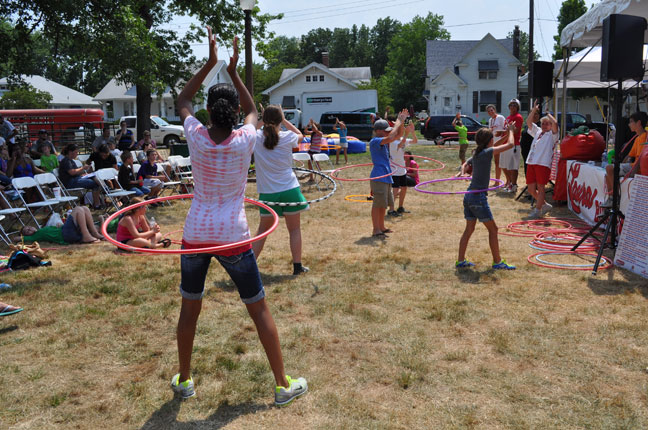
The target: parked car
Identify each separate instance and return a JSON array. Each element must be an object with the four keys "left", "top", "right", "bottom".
[
  {"left": 550, "top": 112, "right": 614, "bottom": 138},
  {"left": 319, "top": 111, "right": 376, "bottom": 141},
  {"left": 421, "top": 115, "right": 482, "bottom": 143},
  {"left": 119, "top": 115, "right": 186, "bottom": 146}
]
